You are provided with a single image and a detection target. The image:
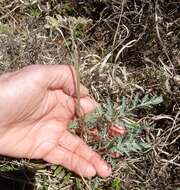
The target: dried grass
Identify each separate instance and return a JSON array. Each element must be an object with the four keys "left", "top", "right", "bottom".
[{"left": 0, "top": 0, "right": 179, "bottom": 189}]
